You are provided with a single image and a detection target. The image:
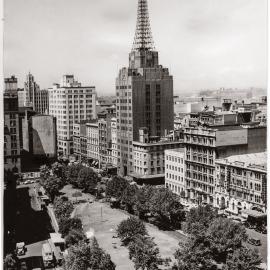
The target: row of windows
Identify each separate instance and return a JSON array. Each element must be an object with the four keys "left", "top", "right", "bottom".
[
  {"left": 166, "top": 155, "right": 184, "bottom": 163},
  {"left": 166, "top": 173, "right": 184, "bottom": 182},
  {"left": 166, "top": 164, "right": 184, "bottom": 173}
]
